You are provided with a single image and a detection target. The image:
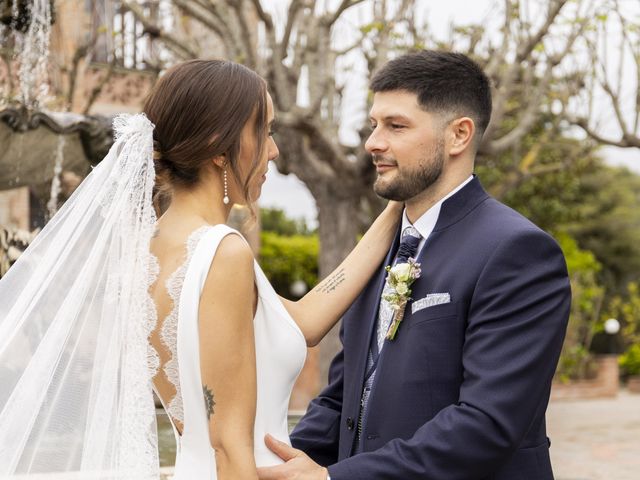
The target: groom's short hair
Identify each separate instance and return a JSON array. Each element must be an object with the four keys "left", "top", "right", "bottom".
[{"left": 371, "top": 50, "right": 492, "bottom": 139}]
